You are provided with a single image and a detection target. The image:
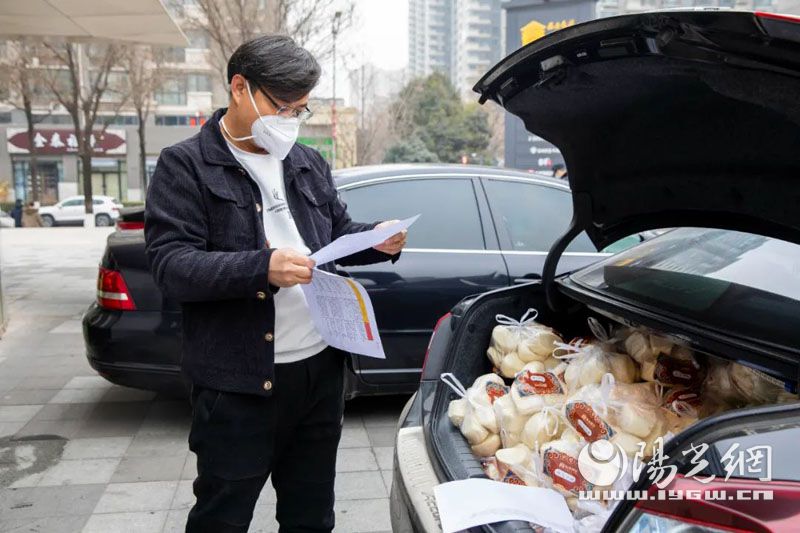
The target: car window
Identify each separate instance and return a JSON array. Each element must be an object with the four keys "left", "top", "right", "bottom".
[
  {"left": 340, "top": 178, "right": 485, "bottom": 250},
  {"left": 572, "top": 228, "right": 800, "bottom": 351},
  {"left": 61, "top": 199, "right": 83, "bottom": 207},
  {"left": 93, "top": 199, "right": 104, "bottom": 205},
  {"left": 483, "top": 179, "right": 595, "bottom": 253}
]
